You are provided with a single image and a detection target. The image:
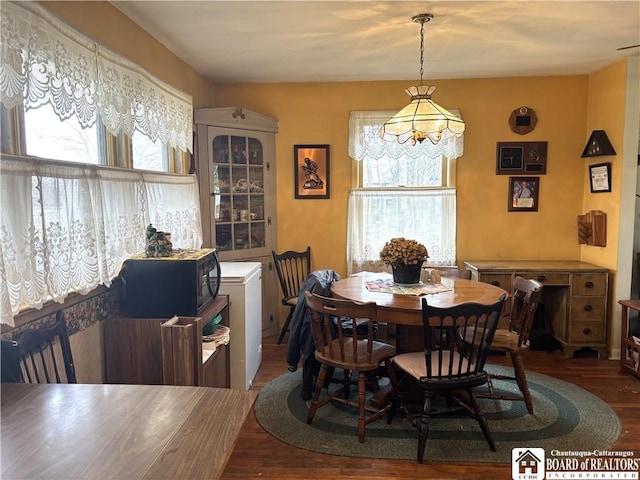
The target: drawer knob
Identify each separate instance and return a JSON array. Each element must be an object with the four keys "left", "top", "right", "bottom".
[
  {"left": 585, "top": 281, "right": 594, "bottom": 289},
  {"left": 583, "top": 328, "right": 592, "bottom": 335},
  {"left": 490, "top": 280, "right": 500, "bottom": 287},
  {"left": 537, "top": 275, "right": 547, "bottom": 282},
  {"left": 583, "top": 304, "right": 593, "bottom": 312}
]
